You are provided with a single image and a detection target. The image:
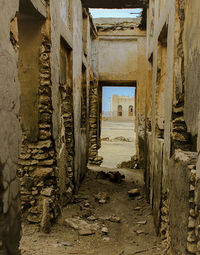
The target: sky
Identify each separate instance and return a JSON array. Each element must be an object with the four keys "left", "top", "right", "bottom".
[
  {"left": 89, "top": 8, "right": 142, "bottom": 19},
  {"left": 102, "top": 87, "right": 135, "bottom": 112}
]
